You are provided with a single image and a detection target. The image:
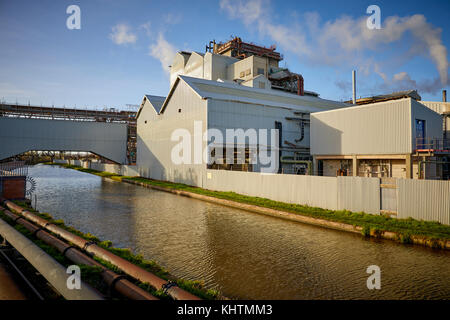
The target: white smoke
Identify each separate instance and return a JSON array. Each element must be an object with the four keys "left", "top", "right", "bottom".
[
  {"left": 220, "top": 0, "right": 449, "bottom": 91},
  {"left": 149, "top": 33, "right": 177, "bottom": 73}
]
